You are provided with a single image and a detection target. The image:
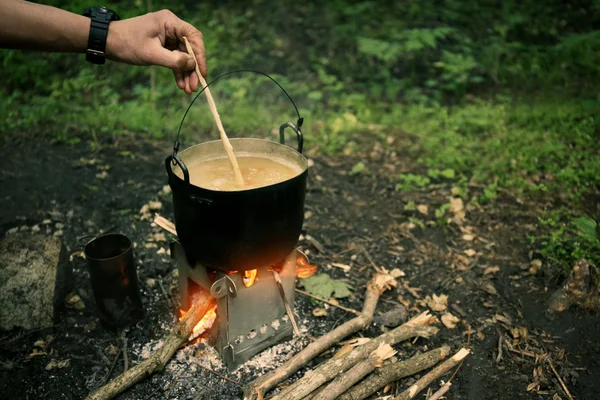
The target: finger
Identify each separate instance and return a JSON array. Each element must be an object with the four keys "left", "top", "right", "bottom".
[
  {"left": 173, "top": 70, "right": 185, "bottom": 90},
  {"left": 147, "top": 46, "right": 195, "bottom": 70},
  {"left": 184, "top": 73, "right": 192, "bottom": 95},
  {"left": 158, "top": 10, "right": 207, "bottom": 76},
  {"left": 190, "top": 69, "right": 199, "bottom": 92},
  {"left": 177, "top": 39, "right": 201, "bottom": 88},
  {"left": 185, "top": 31, "right": 207, "bottom": 77}
]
